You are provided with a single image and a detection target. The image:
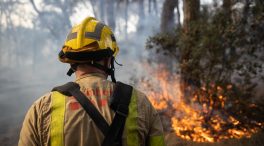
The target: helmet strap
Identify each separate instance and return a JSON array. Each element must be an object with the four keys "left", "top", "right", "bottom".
[
  {"left": 67, "top": 64, "right": 78, "bottom": 76},
  {"left": 109, "top": 57, "right": 116, "bottom": 83},
  {"left": 66, "top": 57, "right": 117, "bottom": 83},
  {"left": 89, "top": 57, "right": 116, "bottom": 83},
  {"left": 114, "top": 58, "right": 123, "bottom": 66},
  {"left": 67, "top": 68, "right": 75, "bottom": 76}
]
